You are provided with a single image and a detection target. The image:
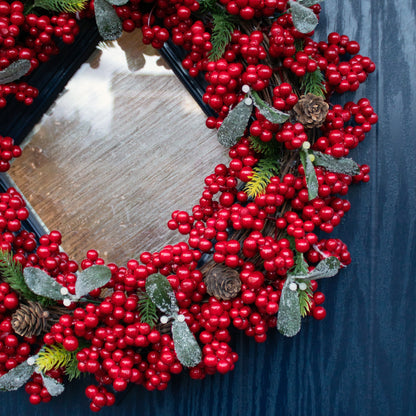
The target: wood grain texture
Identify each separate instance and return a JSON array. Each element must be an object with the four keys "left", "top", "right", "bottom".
[{"left": 2, "top": 1, "right": 416, "bottom": 415}]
